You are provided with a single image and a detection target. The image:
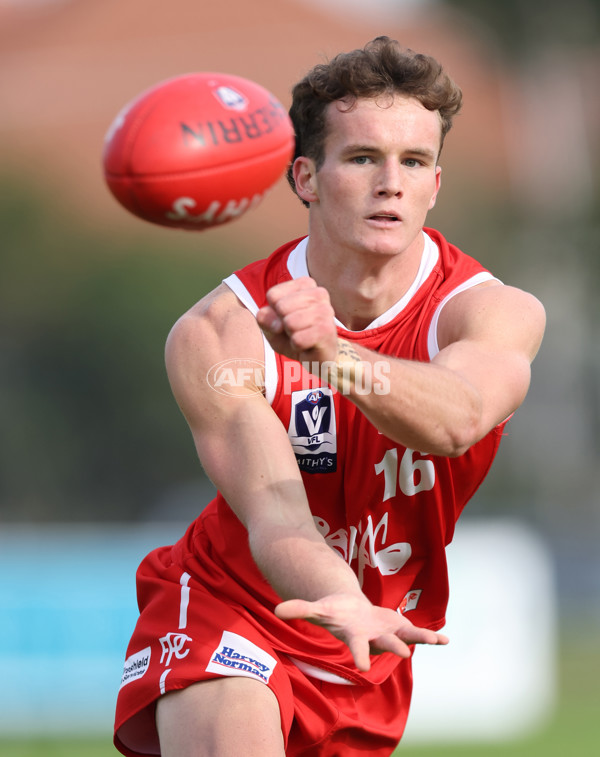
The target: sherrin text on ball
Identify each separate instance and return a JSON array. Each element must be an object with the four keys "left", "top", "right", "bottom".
[{"left": 102, "top": 72, "right": 295, "bottom": 230}]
